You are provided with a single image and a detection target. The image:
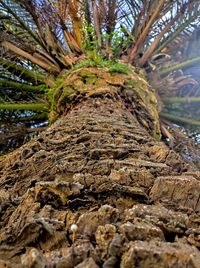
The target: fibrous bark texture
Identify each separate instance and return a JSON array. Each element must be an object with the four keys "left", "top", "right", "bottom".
[{"left": 0, "top": 84, "right": 200, "bottom": 267}]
